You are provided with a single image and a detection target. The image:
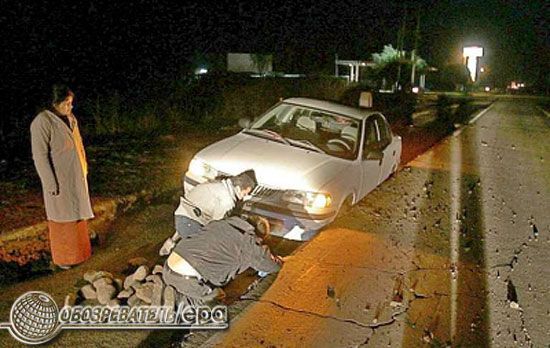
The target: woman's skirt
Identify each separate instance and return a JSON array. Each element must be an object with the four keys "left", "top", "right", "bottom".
[{"left": 48, "top": 220, "right": 92, "bottom": 266}]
